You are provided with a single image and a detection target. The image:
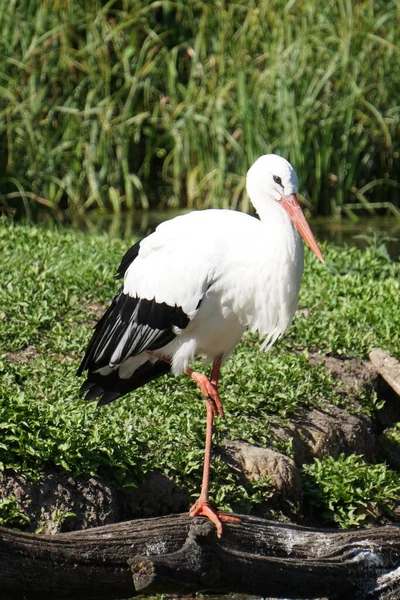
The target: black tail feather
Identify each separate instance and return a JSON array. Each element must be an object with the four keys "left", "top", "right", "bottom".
[
  {"left": 76, "top": 289, "right": 124, "bottom": 377},
  {"left": 84, "top": 384, "right": 105, "bottom": 401},
  {"left": 80, "top": 380, "right": 97, "bottom": 393},
  {"left": 79, "top": 359, "right": 171, "bottom": 406},
  {"left": 97, "top": 391, "right": 122, "bottom": 406}
]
